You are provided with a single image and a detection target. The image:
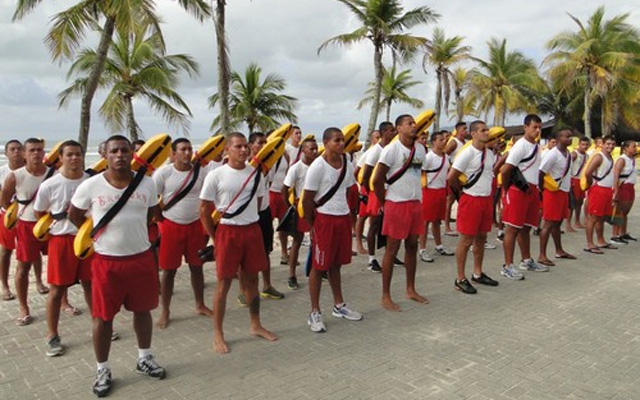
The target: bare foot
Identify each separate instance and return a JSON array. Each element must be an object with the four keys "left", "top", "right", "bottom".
[
  {"left": 357, "top": 246, "right": 368, "bottom": 255},
  {"left": 406, "top": 291, "right": 429, "bottom": 304},
  {"left": 156, "top": 313, "right": 170, "bottom": 329},
  {"left": 381, "top": 297, "right": 401, "bottom": 312},
  {"left": 565, "top": 227, "right": 577, "bottom": 233},
  {"left": 195, "top": 305, "right": 213, "bottom": 317},
  {"left": 575, "top": 223, "right": 585, "bottom": 229},
  {"left": 250, "top": 326, "right": 278, "bottom": 341},
  {"left": 213, "top": 334, "right": 230, "bottom": 354}
]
